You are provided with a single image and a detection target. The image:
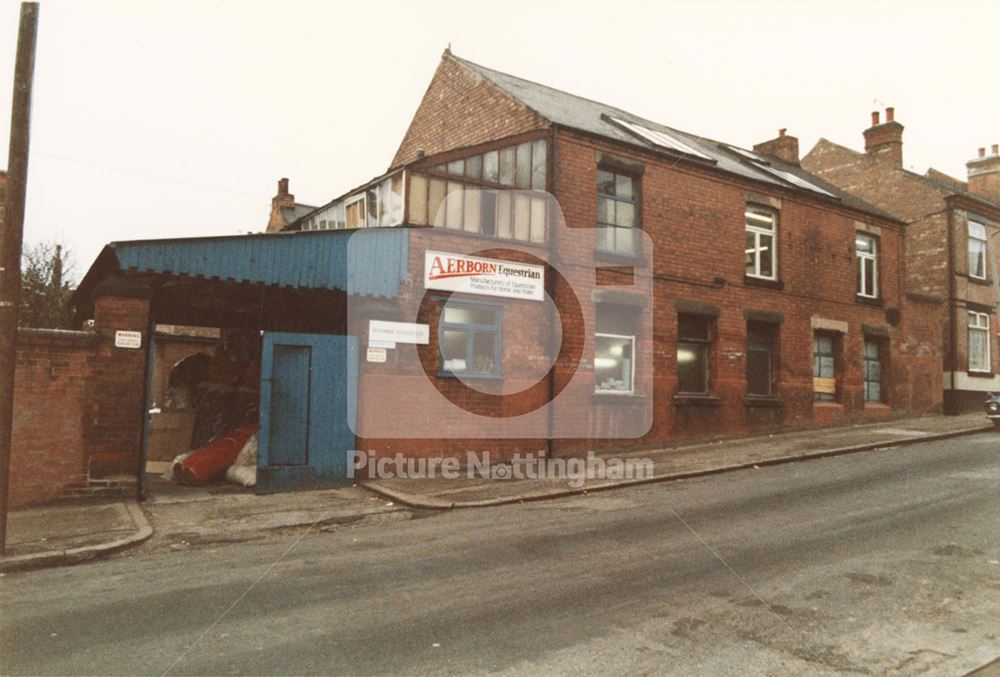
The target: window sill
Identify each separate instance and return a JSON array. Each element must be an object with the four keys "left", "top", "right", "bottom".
[
  {"left": 673, "top": 394, "right": 721, "bottom": 407},
  {"left": 592, "top": 392, "right": 646, "bottom": 404},
  {"left": 855, "top": 294, "right": 884, "bottom": 307},
  {"left": 864, "top": 401, "right": 891, "bottom": 409},
  {"left": 745, "top": 395, "right": 783, "bottom": 408},
  {"left": 594, "top": 248, "right": 648, "bottom": 266},
  {"left": 967, "top": 275, "right": 992, "bottom": 286},
  {"left": 966, "top": 370, "right": 995, "bottom": 379},
  {"left": 436, "top": 371, "right": 504, "bottom": 381},
  {"left": 744, "top": 275, "right": 784, "bottom": 291},
  {"left": 813, "top": 400, "right": 843, "bottom": 408}
]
